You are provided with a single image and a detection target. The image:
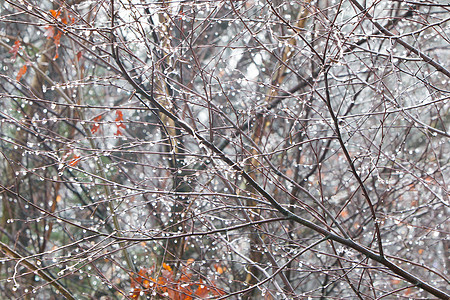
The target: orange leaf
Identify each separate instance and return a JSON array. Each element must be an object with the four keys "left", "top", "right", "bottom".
[
  {"left": 115, "top": 110, "right": 124, "bottom": 121},
  {"left": 142, "top": 279, "right": 150, "bottom": 289},
  {"left": 129, "top": 288, "right": 140, "bottom": 299},
  {"left": 9, "top": 40, "right": 21, "bottom": 59},
  {"left": 68, "top": 155, "right": 80, "bottom": 167},
  {"left": 129, "top": 264, "right": 226, "bottom": 299},
  {"left": 207, "top": 281, "right": 226, "bottom": 297},
  {"left": 76, "top": 51, "right": 82, "bottom": 61},
  {"left": 53, "top": 30, "right": 62, "bottom": 60},
  {"left": 138, "top": 268, "right": 148, "bottom": 277},
  {"left": 162, "top": 263, "right": 172, "bottom": 272},
  {"left": 214, "top": 263, "right": 226, "bottom": 275},
  {"left": 179, "top": 273, "right": 192, "bottom": 283},
  {"left": 50, "top": 9, "right": 61, "bottom": 19},
  {"left": 194, "top": 283, "right": 210, "bottom": 298},
  {"left": 167, "top": 289, "right": 178, "bottom": 299},
  {"left": 44, "top": 25, "right": 55, "bottom": 39},
  {"left": 391, "top": 279, "right": 401, "bottom": 285},
  {"left": 181, "top": 293, "right": 193, "bottom": 300},
  {"left": 16, "top": 65, "right": 27, "bottom": 81},
  {"left": 339, "top": 209, "right": 349, "bottom": 218}
]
